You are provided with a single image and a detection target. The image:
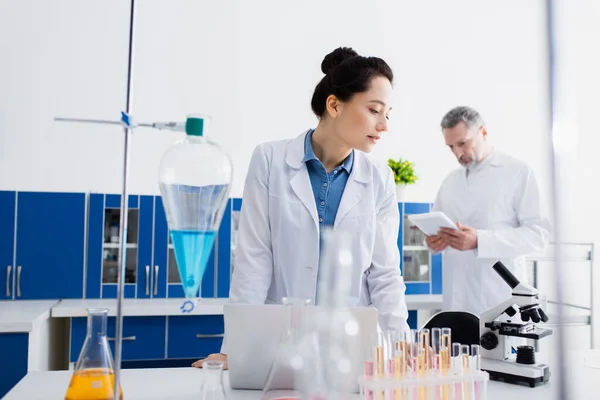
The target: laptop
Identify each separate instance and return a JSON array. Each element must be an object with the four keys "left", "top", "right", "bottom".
[{"left": 224, "top": 303, "right": 378, "bottom": 391}]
